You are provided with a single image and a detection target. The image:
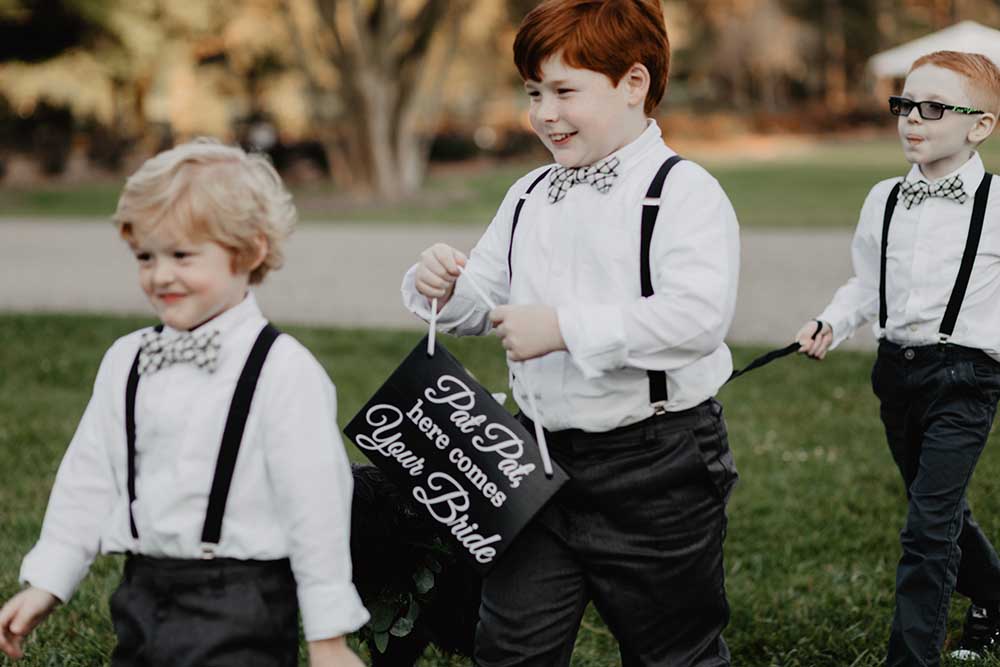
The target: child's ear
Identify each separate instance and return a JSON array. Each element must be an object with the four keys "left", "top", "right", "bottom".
[
  {"left": 250, "top": 233, "right": 269, "bottom": 271},
  {"left": 622, "top": 63, "right": 651, "bottom": 108},
  {"left": 969, "top": 112, "right": 997, "bottom": 144}
]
